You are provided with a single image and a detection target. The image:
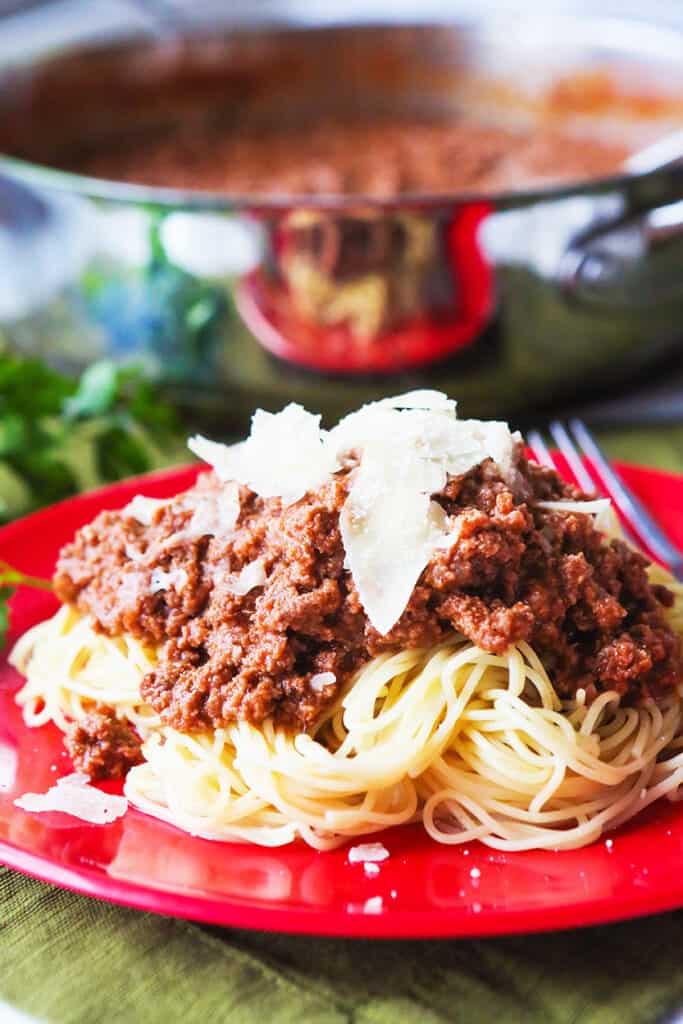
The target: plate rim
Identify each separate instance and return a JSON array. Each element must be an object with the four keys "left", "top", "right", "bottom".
[{"left": 4, "top": 826, "right": 683, "bottom": 938}]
